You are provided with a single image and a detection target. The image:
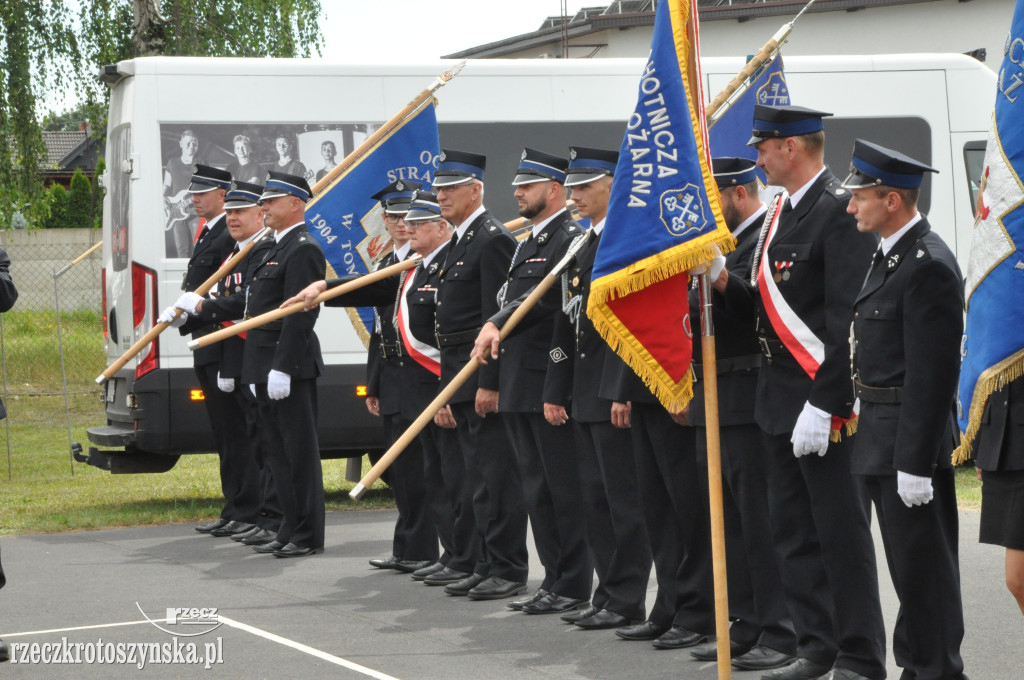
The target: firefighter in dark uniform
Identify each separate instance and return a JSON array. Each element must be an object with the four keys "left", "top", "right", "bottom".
[
  {"left": 160, "top": 164, "right": 262, "bottom": 538},
  {"left": 686, "top": 157, "right": 797, "bottom": 668},
  {"left": 720, "top": 105, "right": 885, "bottom": 680},
  {"left": 284, "top": 190, "right": 478, "bottom": 585},
  {"left": 242, "top": 171, "right": 326, "bottom": 558},
  {"left": 472, "top": 147, "right": 592, "bottom": 613},
  {"left": 0, "top": 247, "right": 15, "bottom": 664},
  {"left": 183, "top": 181, "right": 282, "bottom": 546},
  {"left": 429, "top": 149, "right": 529, "bottom": 599},
  {"left": 538, "top": 146, "right": 652, "bottom": 629},
  {"left": 845, "top": 140, "right": 967, "bottom": 680}
]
